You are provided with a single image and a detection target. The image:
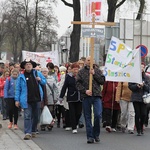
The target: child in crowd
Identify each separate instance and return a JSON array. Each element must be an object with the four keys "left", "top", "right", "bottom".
[{"left": 4, "top": 69, "right": 19, "bottom": 129}]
